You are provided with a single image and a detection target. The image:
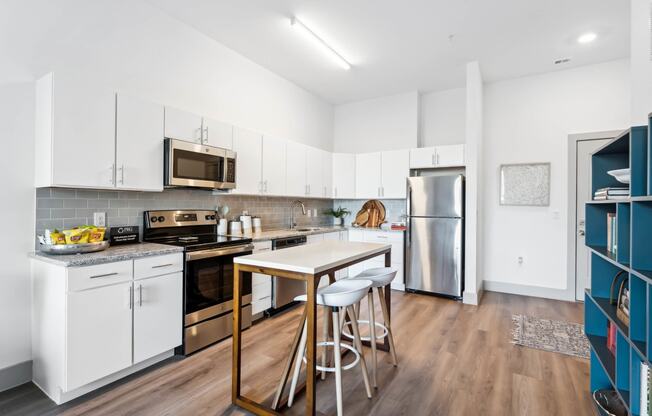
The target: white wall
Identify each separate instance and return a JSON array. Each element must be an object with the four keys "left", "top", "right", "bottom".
[
  {"left": 419, "top": 88, "right": 466, "bottom": 147},
  {"left": 482, "top": 59, "right": 630, "bottom": 296},
  {"left": 0, "top": 0, "right": 333, "bottom": 151},
  {"left": 0, "top": 84, "right": 34, "bottom": 372},
  {"left": 333, "top": 91, "right": 418, "bottom": 153},
  {"left": 630, "top": 0, "right": 652, "bottom": 124}
]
